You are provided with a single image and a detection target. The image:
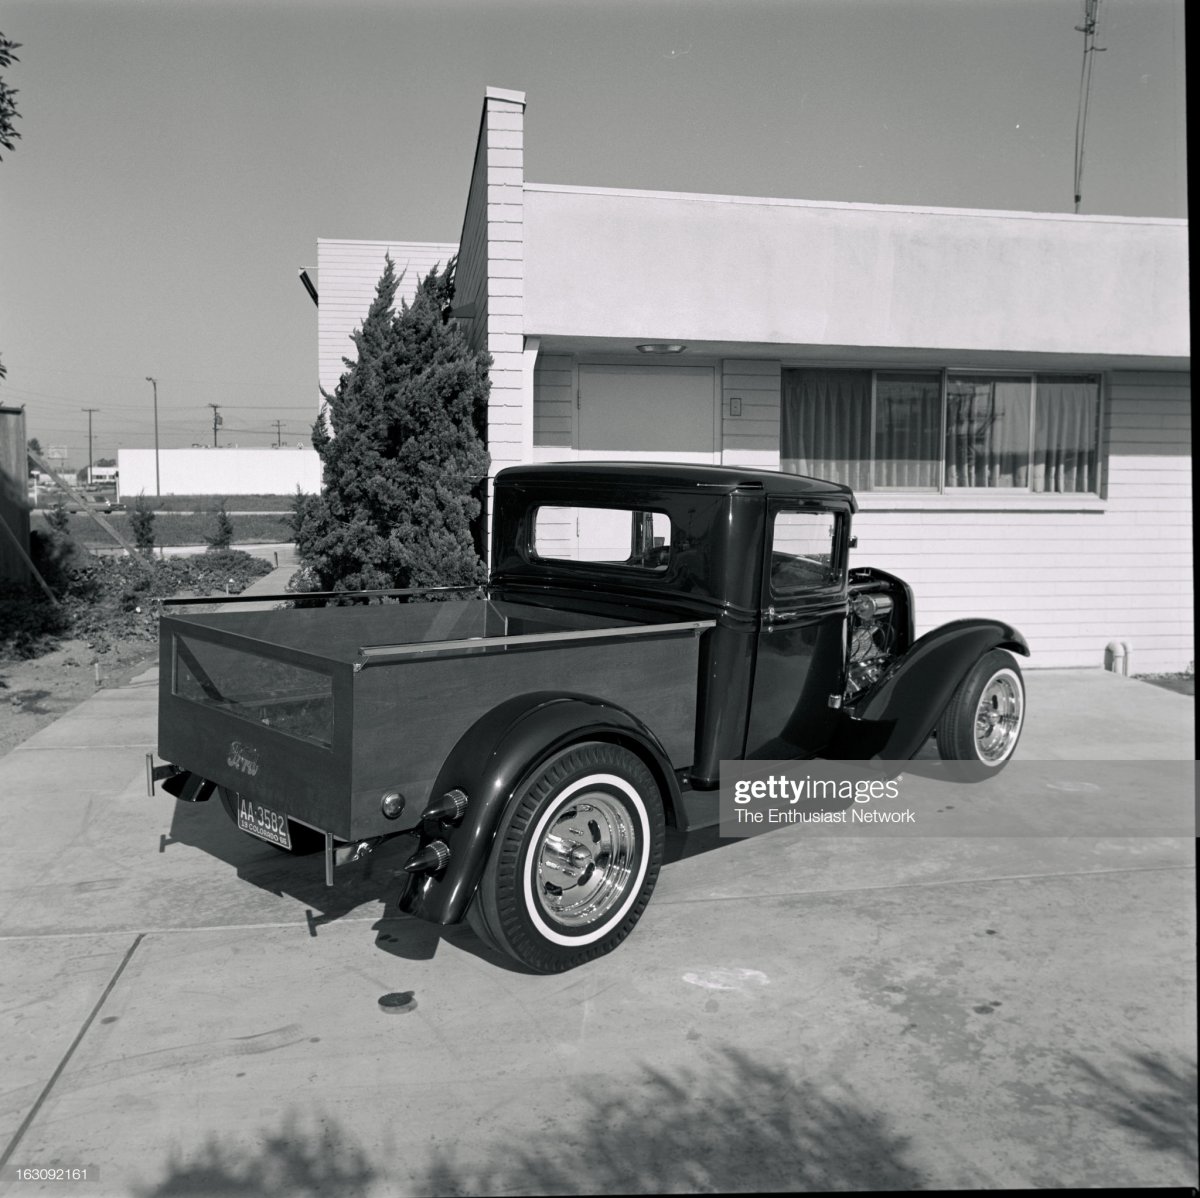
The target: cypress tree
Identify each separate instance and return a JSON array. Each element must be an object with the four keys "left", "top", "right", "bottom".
[{"left": 294, "top": 255, "right": 490, "bottom": 594}]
